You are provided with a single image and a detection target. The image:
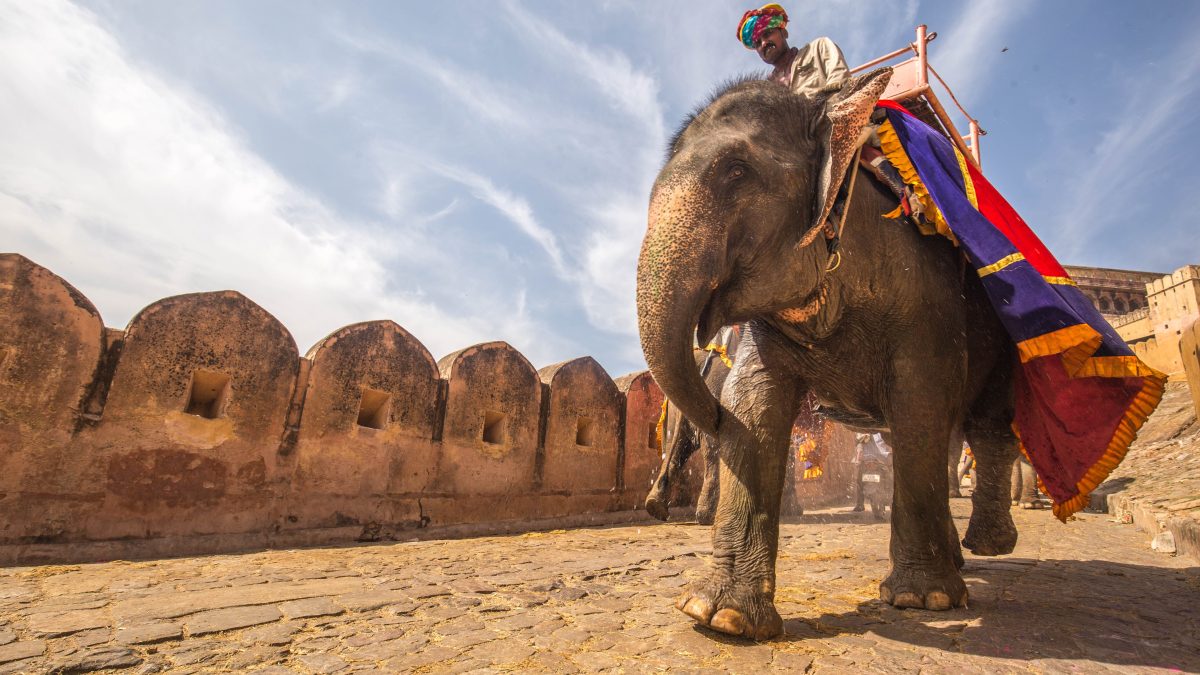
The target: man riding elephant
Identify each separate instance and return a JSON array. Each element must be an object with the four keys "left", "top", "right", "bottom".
[
  {"left": 739, "top": 4, "right": 913, "bottom": 209},
  {"left": 738, "top": 4, "right": 848, "bottom": 96}
]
